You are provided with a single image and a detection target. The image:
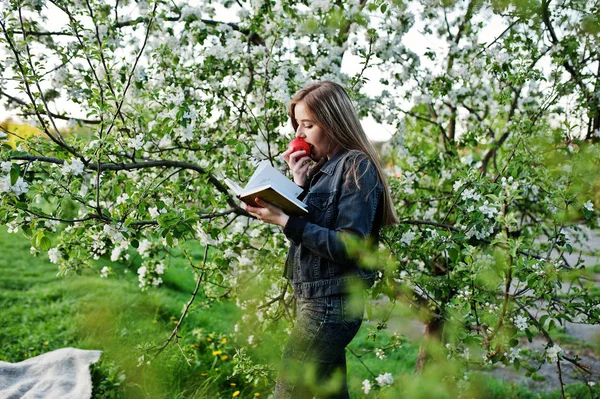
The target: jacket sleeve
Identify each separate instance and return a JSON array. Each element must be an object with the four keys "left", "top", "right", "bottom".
[{"left": 283, "top": 155, "right": 382, "bottom": 263}]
